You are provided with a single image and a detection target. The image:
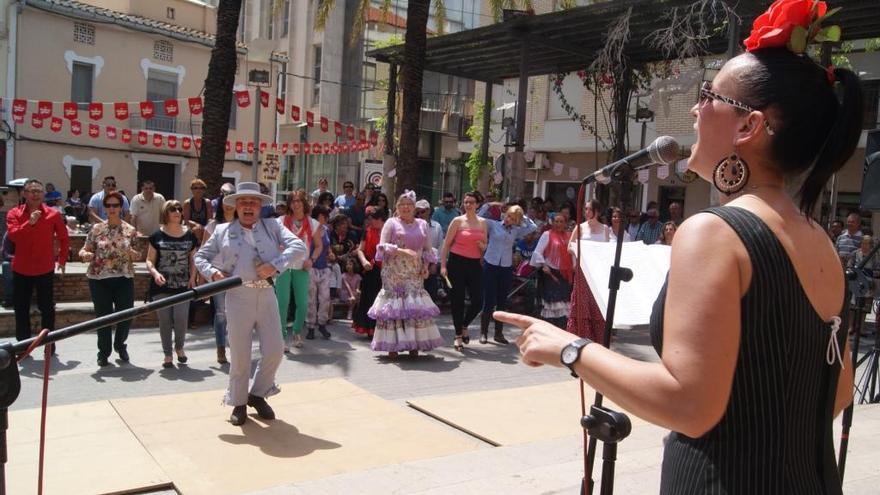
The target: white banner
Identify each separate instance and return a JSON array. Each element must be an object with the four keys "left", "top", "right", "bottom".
[{"left": 362, "top": 159, "right": 384, "bottom": 187}]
